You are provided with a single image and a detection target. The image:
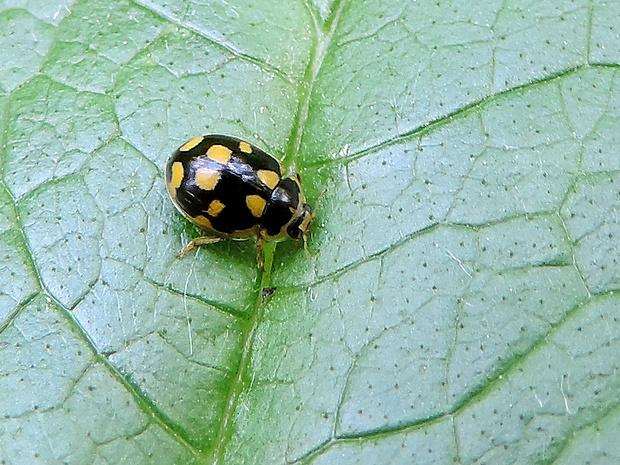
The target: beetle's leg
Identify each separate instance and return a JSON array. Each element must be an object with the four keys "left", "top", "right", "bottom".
[
  {"left": 256, "top": 232, "right": 266, "bottom": 269},
  {"left": 179, "top": 236, "right": 222, "bottom": 256},
  {"left": 302, "top": 233, "right": 313, "bottom": 260}
]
